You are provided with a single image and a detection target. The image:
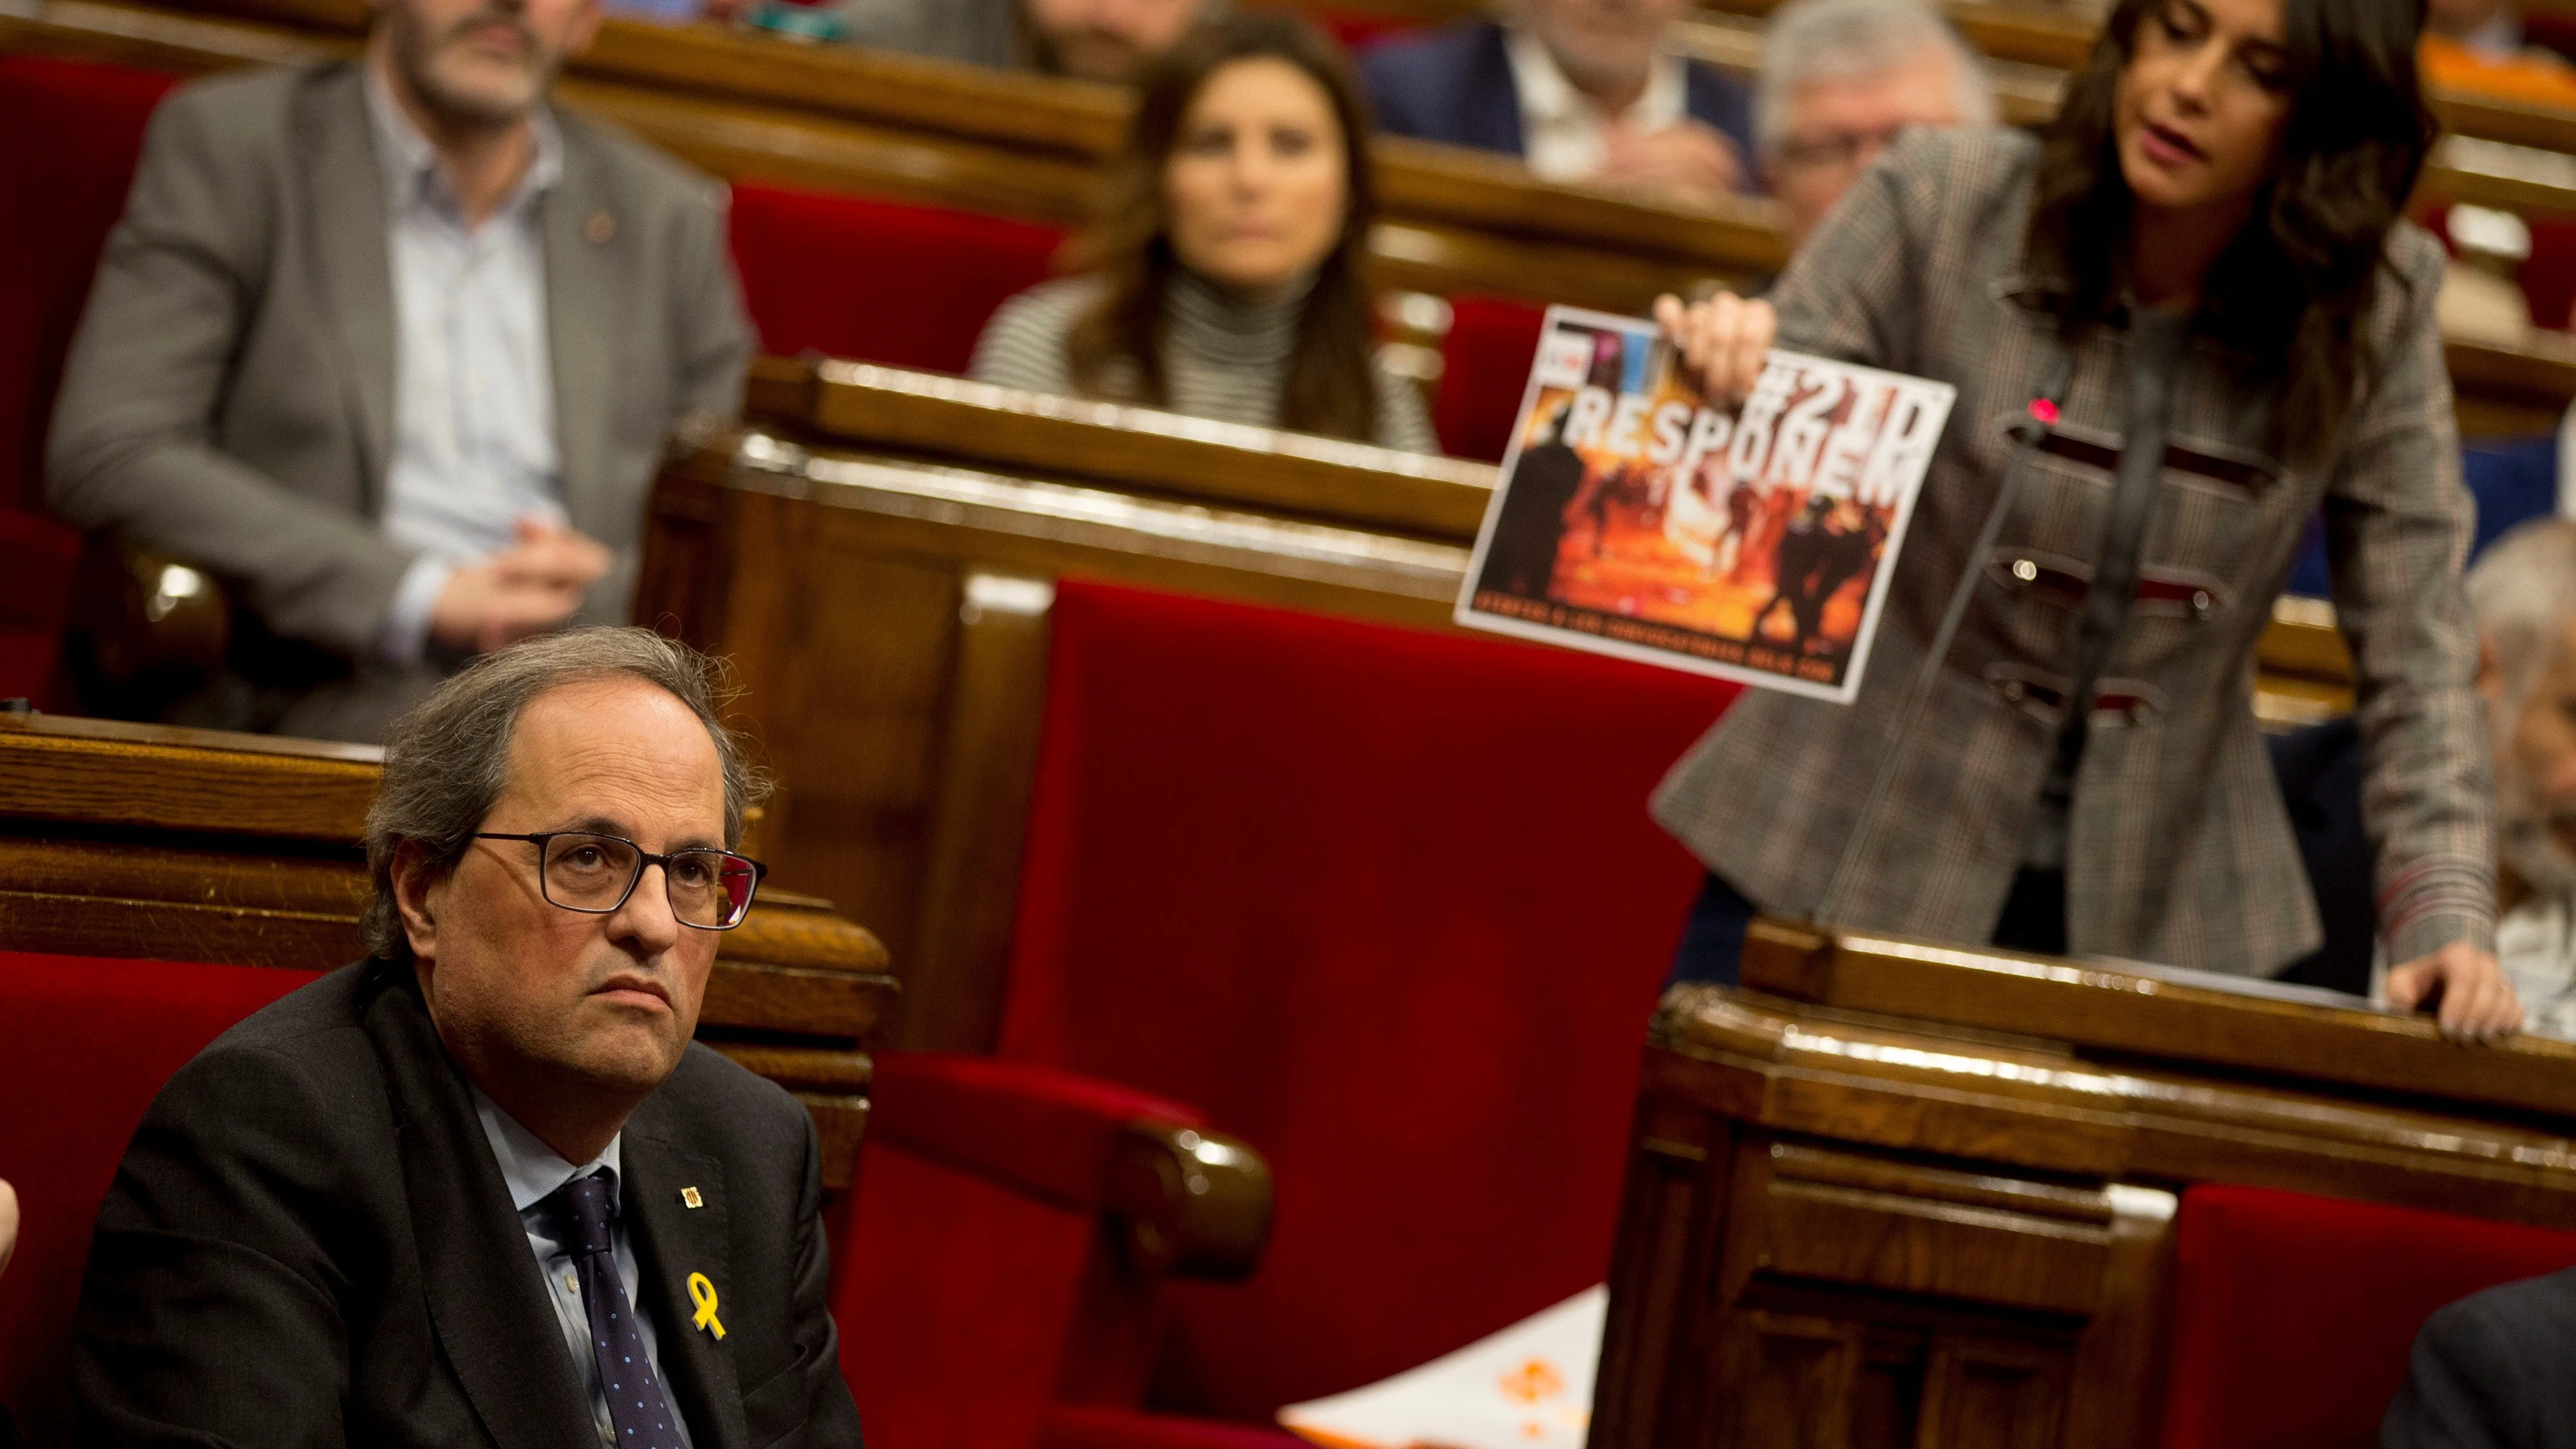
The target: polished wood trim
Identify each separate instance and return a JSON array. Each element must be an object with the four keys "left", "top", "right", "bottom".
[
  {"left": 901, "top": 570, "right": 1055, "bottom": 1052},
  {"left": 1737, "top": 917, "right": 2576, "bottom": 1120},
  {"left": 1104, "top": 1121, "right": 1275, "bottom": 1281},
  {"left": 0, "top": 712, "right": 381, "bottom": 840},
  {"left": 771, "top": 358, "right": 1498, "bottom": 540}
]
